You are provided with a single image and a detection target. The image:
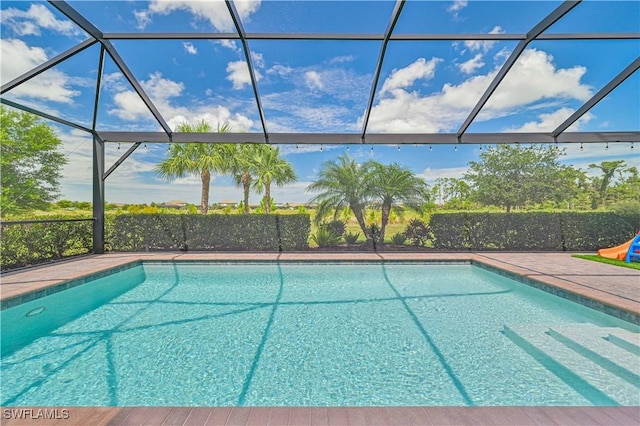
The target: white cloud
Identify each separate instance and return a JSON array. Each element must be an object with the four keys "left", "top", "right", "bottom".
[
  {"left": 563, "top": 146, "right": 640, "bottom": 166},
  {"left": 265, "top": 103, "right": 354, "bottom": 132},
  {"left": 145, "top": 72, "right": 185, "bottom": 99},
  {"left": 263, "top": 64, "right": 371, "bottom": 132},
  {"left": 226, "top": 60, "right": 262, "bottom": 90},
  {"left": 330, "top": 55, "right": 355, "bottom": 64},
  {"left": 366, "top": 48, "right": 593, "bottom": 132},
  {"left": 133, "top": 10, "right": 151, "bottom": 30},
  {"left": 110, "top": 91, "right": 153, "bottom": 121},
  {"left": 101, "top": 72, "right": 129, "bottom": 92},
  {"left": 464, "top": 26, "right": 504, "bottom": 52},
  {"left": 205, "top": 88, "right": 213, "bottom": 96},
  {"left": 182, "top": 42, "right": 198, "bottom": 55},
  {"left": 0, "top": 39, "right": 47, "bottom": 81},
  {"left": 217, "top": 39, "right": 241, "bottom": 53},
  {"left": 58, "top": 146, "right": 93, "bottom": 201},
  {"left": 1, "top": 4, "right": 82, "bottom": 36},
  {"left": 136, "top": 0, "right": 261, "bottom": 32},
  {"left": 0, "top": 39, "right": 80, "bottom": 103},
  {"left": 106, "top": 72, "right": 255, "bottom": 132},
  {"left": 447, "top": 0, "right": 468, "bottom": 14},
  {"left": 166, "top": 109, "right": 253, "bottom": 133},
  {"left": 494, "top": 46, "right": 511, "bottom": 58},
  {"left": 304, "top": 71, "right": 323, "bottom": 90},
  {"left": 279, "top": 144, "right": 340, "bottom": 155},
  {"left": 459, "top": 53, "right": 485, "bottom": 74},
  {"left": 505, "top": 108, "right": 593, "bottom": 132},
  {"left": 485, "top": 49, "right": 592, "bottom": 111},
  {"left": 380, "top": 58, "right": 442, "bottom": 95},
  {"left": 251, "top": 52, "right": 265, "bottom": 67},
  {"left": 108, "top": 72, "right": 183, "bottom": 121},
  {"left": 267, "top": 64, "right": 294, "bottom": 77},
  {"left": 419, "top": 166, "right": 469, "bottom": 183}
]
